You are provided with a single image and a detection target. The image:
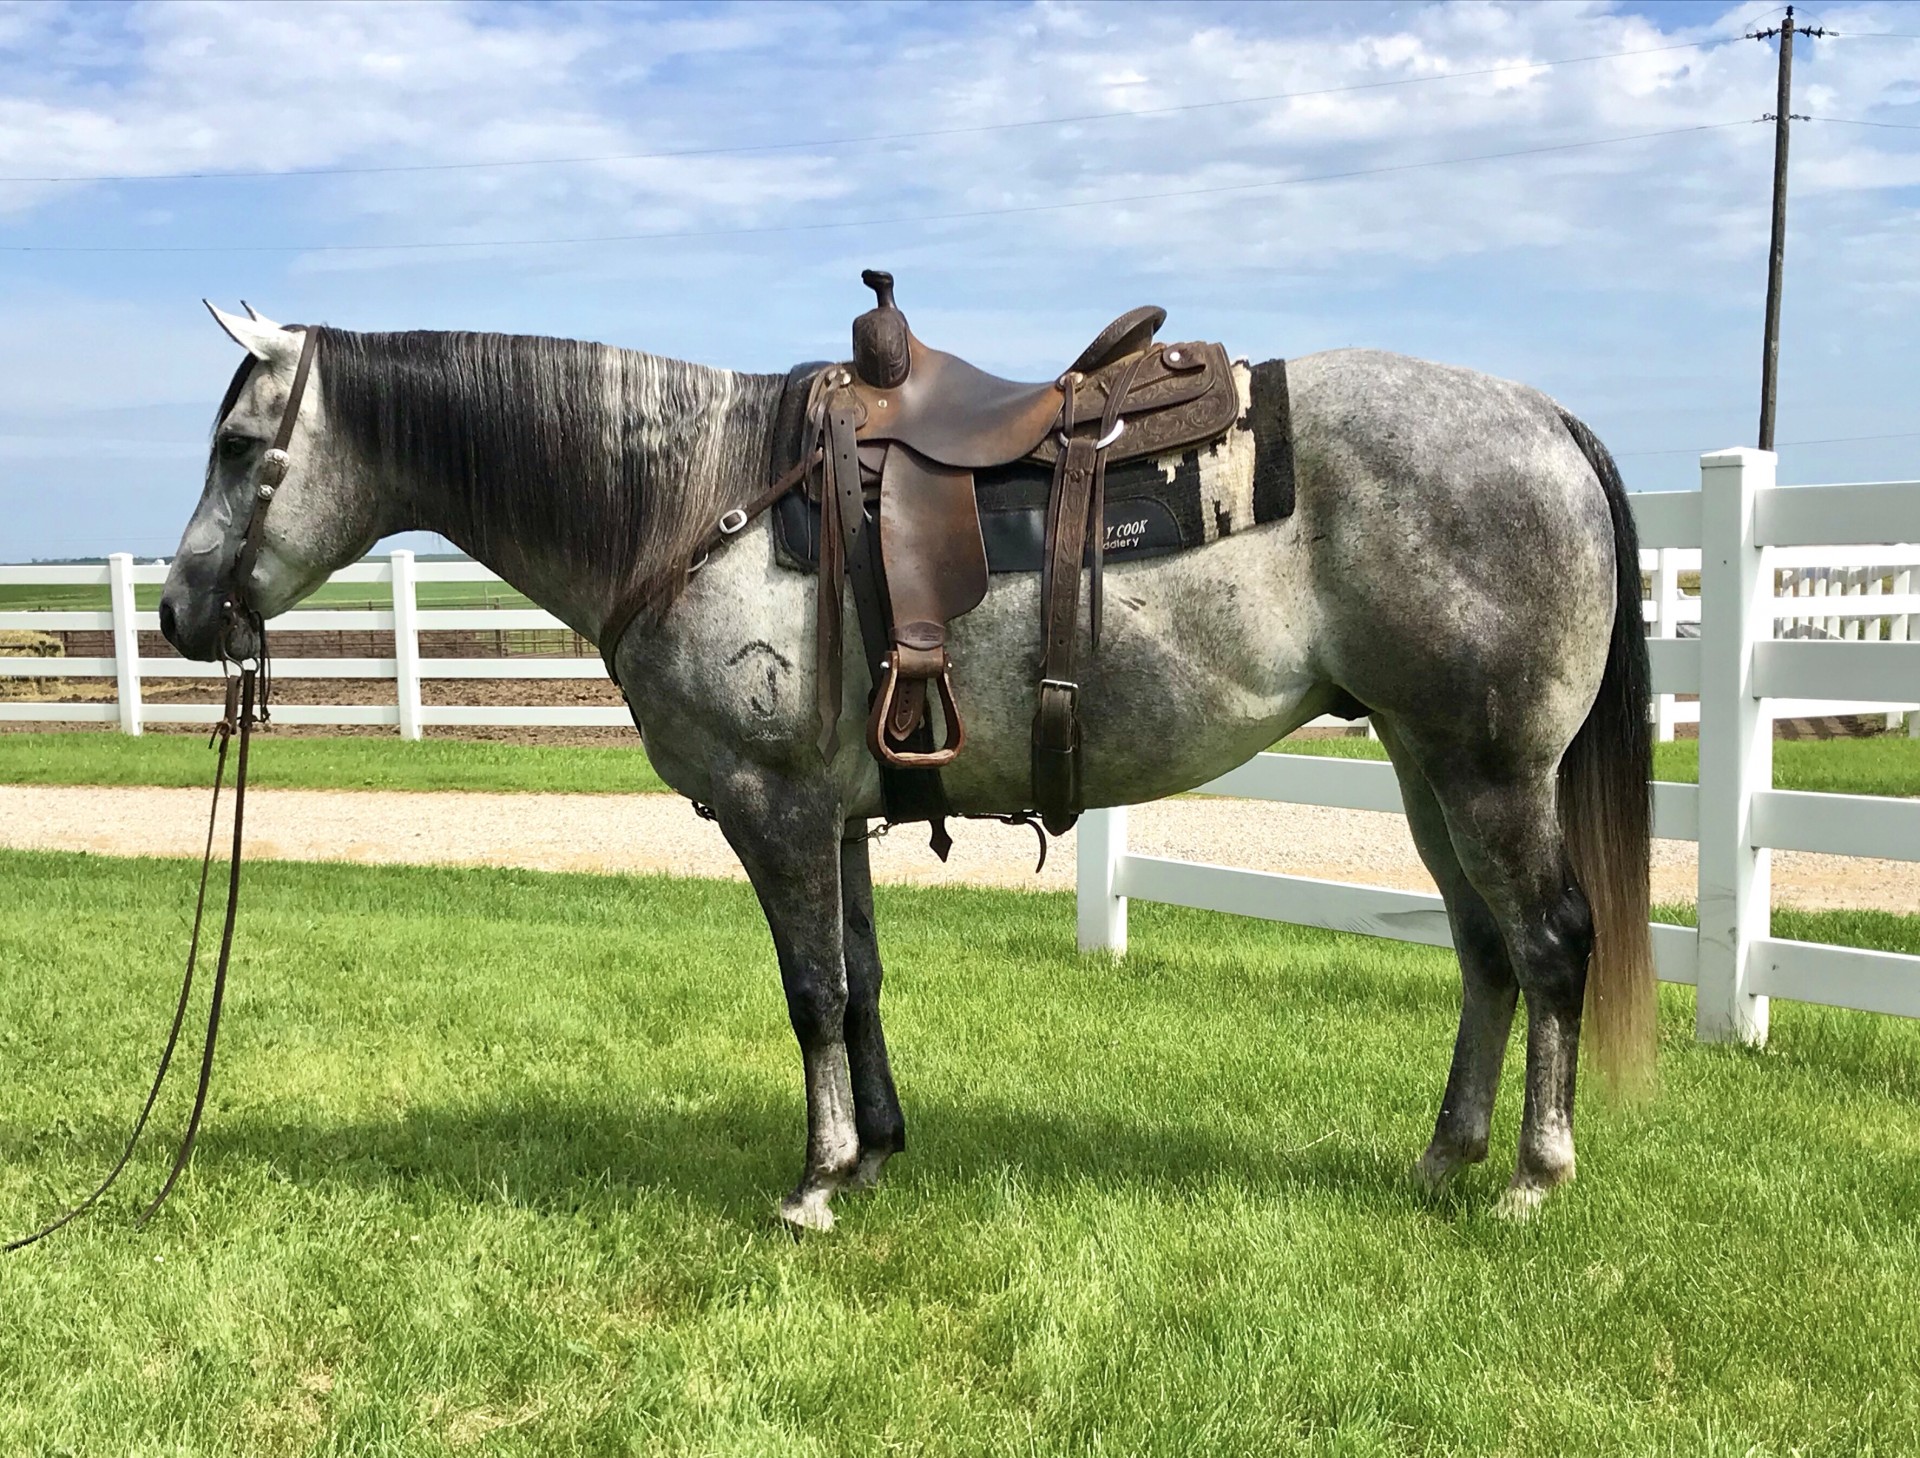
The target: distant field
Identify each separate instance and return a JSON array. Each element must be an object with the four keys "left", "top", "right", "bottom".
[
  {"left": 0, "top": 729, "right": 1913, "bottom": 801},
  {"left": 0, "top": 732, "right": 665, "bottom": 795},
  {"left": 0, "top": 579, "right": 536, "bottom": 613},
  {"left": 1274, "top": 733, "right": 1920, "bottom": 799}
]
